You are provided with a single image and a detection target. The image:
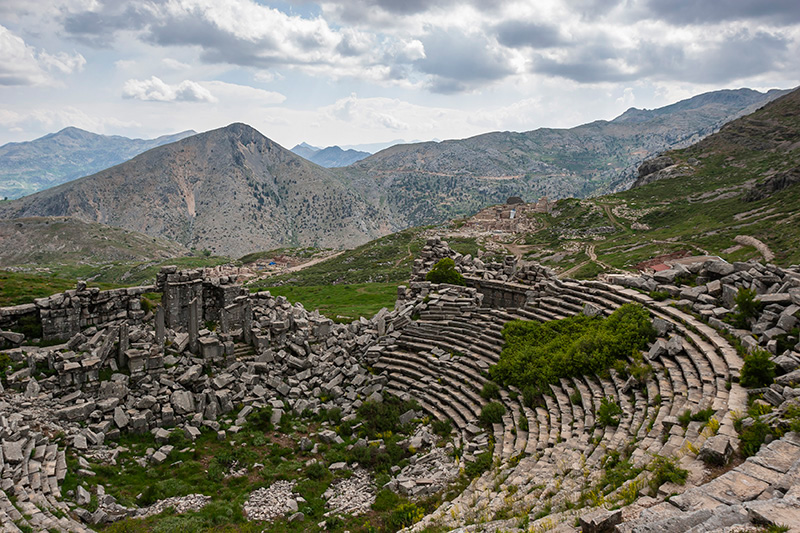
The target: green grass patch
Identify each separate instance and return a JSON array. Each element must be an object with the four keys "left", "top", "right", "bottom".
[
  {"left": 0, "top": 270, "right": 120, "bottom": 306},
  {"left": 250, "top": 283, "right": 397, "bottom": 323}
]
